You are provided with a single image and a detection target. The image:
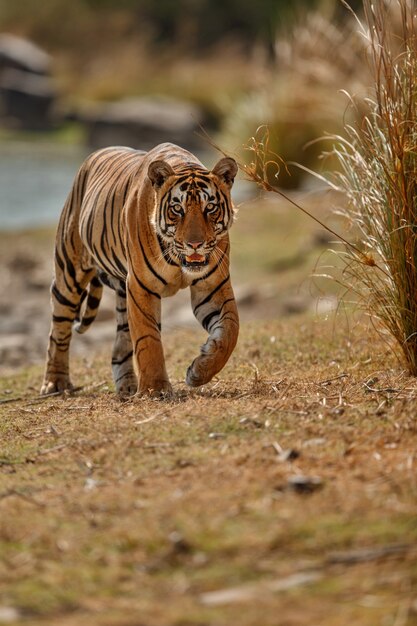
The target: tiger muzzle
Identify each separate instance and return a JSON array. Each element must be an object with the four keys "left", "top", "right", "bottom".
[{"left": 182, "top": 251, "right": 209, "bottom": 269}]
